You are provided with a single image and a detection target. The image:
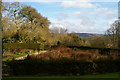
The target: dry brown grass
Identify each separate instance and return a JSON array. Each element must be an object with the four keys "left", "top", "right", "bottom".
[{"left": 29, "top": 46, "right": 103, "bottom": 61}]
